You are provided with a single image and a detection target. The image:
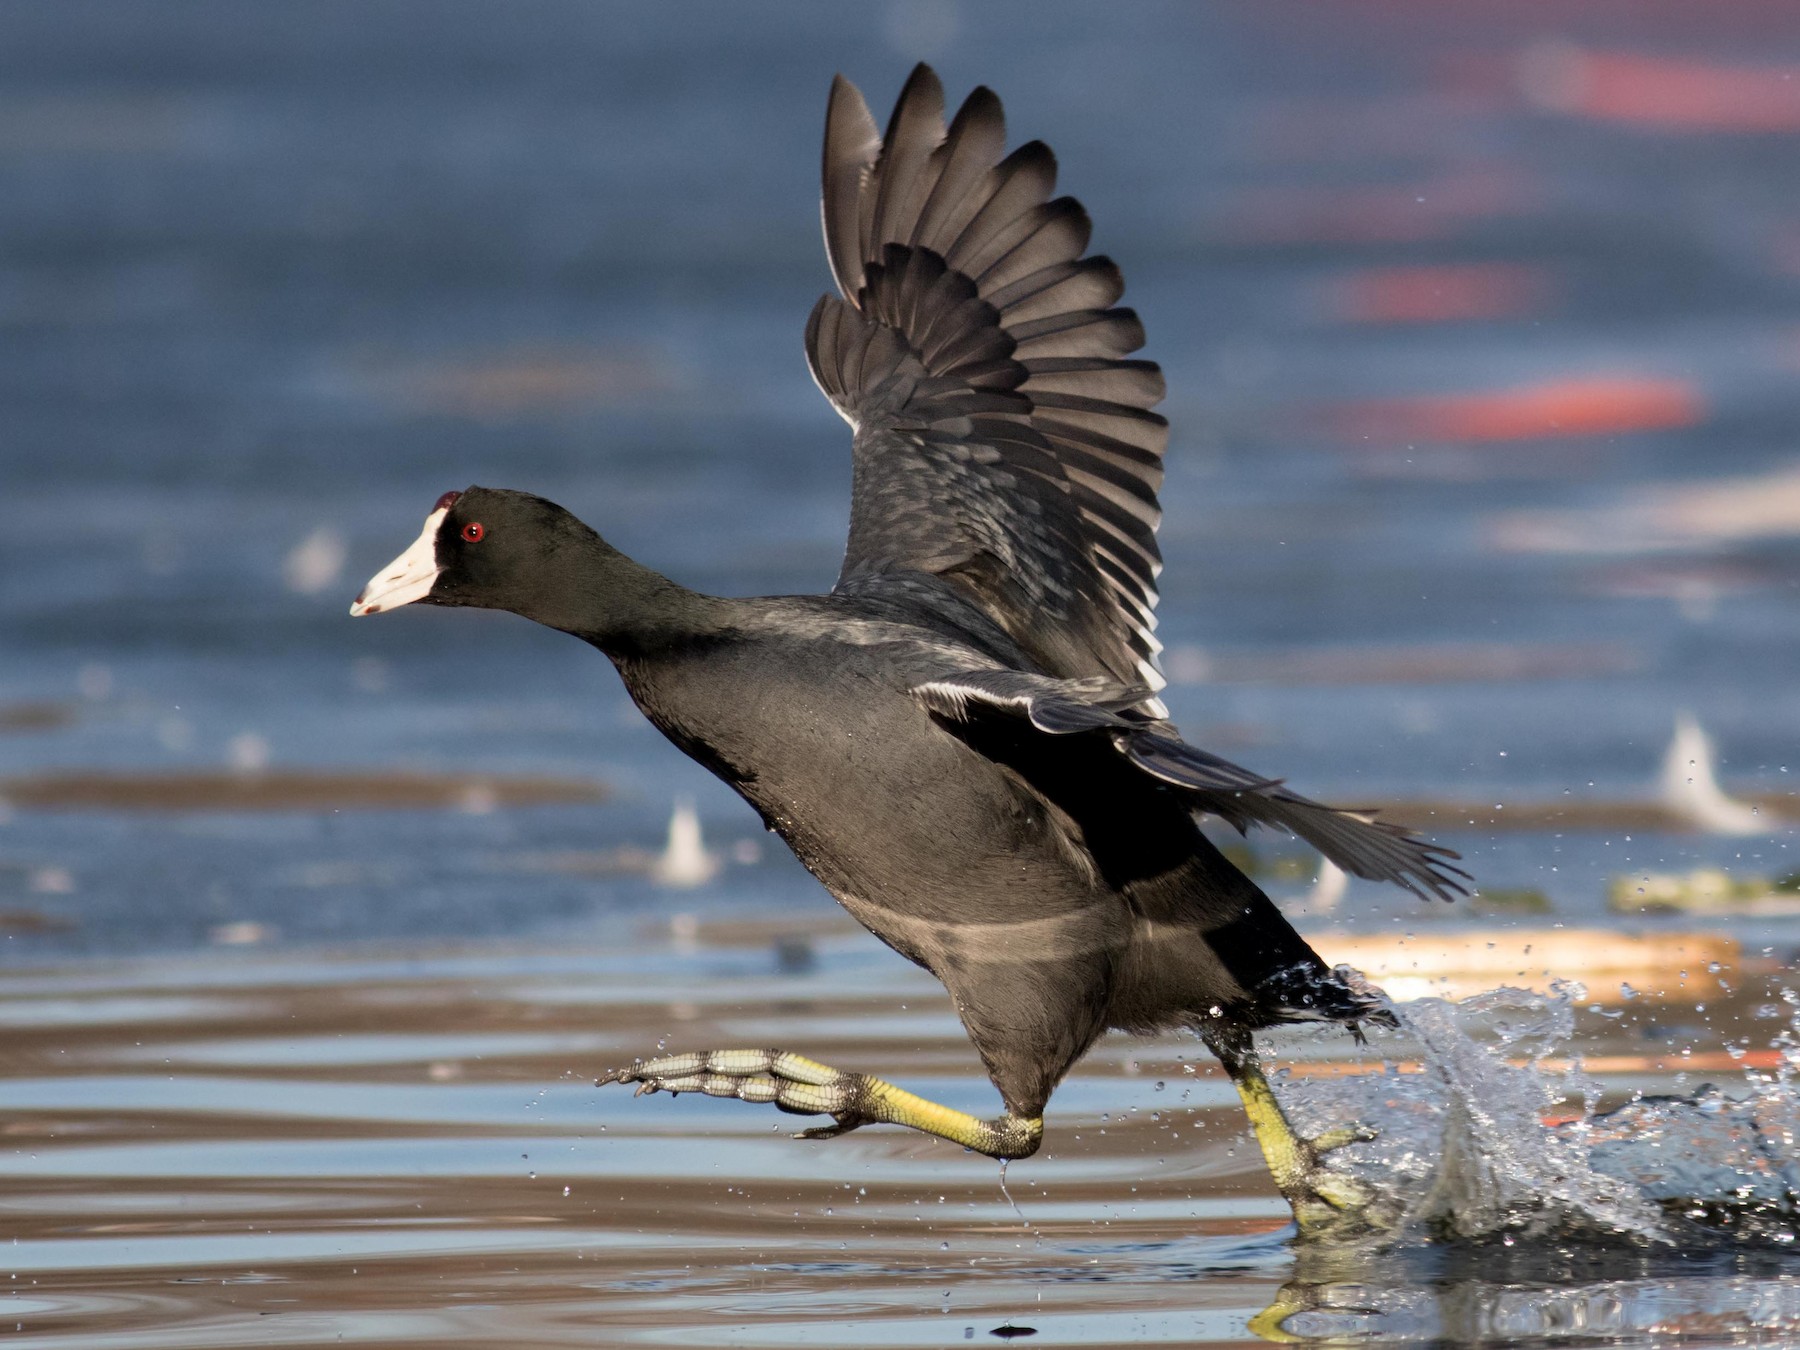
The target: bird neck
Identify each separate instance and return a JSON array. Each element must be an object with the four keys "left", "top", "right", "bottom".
[{"left": 516, "top": 530, "right": 724, "bottom": 656}]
